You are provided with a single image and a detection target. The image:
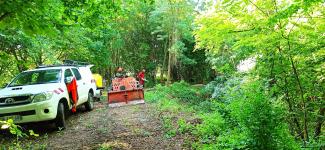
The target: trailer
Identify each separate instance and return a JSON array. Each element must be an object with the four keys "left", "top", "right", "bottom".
[{"left": 107, "top": 76, "right": 144, "bottom": 107}]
